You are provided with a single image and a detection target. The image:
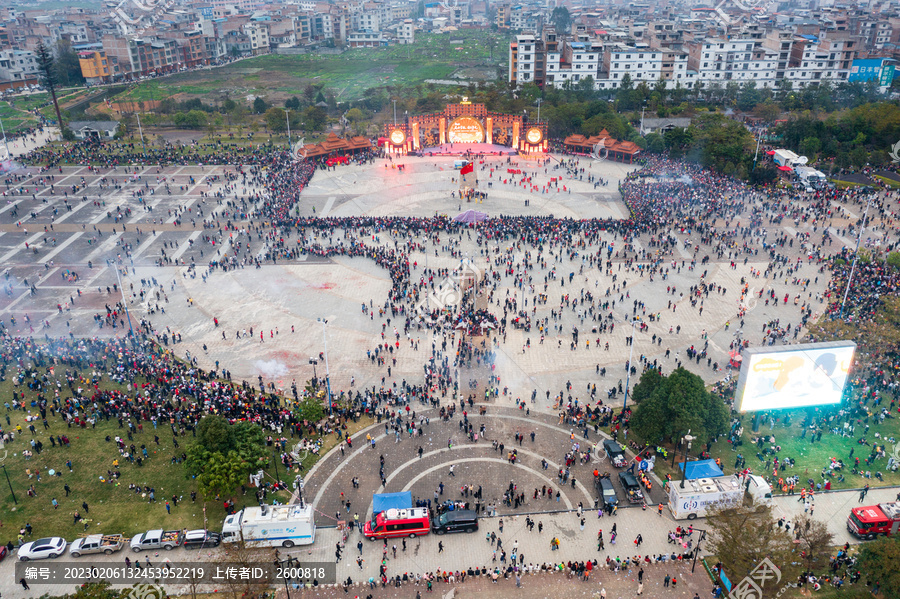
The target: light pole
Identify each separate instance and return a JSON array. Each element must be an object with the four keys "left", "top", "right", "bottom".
[
  {"left": 308, "top": 357, "right": 318, "bottom": 386},
  {"left": 136, "top": 113, "right": 146, "bottom": 158},
  {"left": 839, "top": 194, "right": 873, "bottom": 319},
  {"left": 621, "top": 316, "right": 639, "bottom": 413},
  {"left": 2, "top": 464, "right": 16, "bottom": 504},
  {"left": 317, "top": 318, "right": 332, "bottom": 413},
  {"left": 679, "top": 432, "right": 695, "bottom": 489},
  {"left": 0, "top": 116, "right": 12, "bottom": 160},
  {"left": 691, "top": 528, "right": 706, "bottom": 573},
  {"left": 283, "top": 108, "right": 291, "bottom": 147},
  {"left": 113, "top": 262, "right": 136, "bottom": 342},
  {"left": 392, "top": 99, "right": 397, "bottom": 125},
  {"left": 536, "top": 98, "right": 543, "bottom": 122}
]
